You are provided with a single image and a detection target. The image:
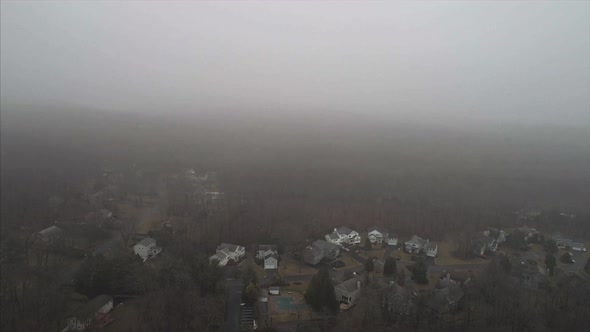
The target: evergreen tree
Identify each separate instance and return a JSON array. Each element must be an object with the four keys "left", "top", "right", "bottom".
[
  {"left": 304, "top": 268, "right": 338, "bottom": 313},
  {"left": 242, "top": 282, "right": 259, "bottom": 305},
  {"left": 365, "top": 258, "right": 374, "bottom": 272},
  {"left": 544, "top": 239, "right": 558, "bottom": 254},
  {"left": 544, "top": 253, "right": 556, "bottom": 276},
  {"left": 364, "top": 237, "right": 372, "bottom": 250},
  {"left": 383, "top": 257, "right": 397, "bottom": 276},
  {"left": 411, "top": 258, "right": 428, "bottom": 284}
]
